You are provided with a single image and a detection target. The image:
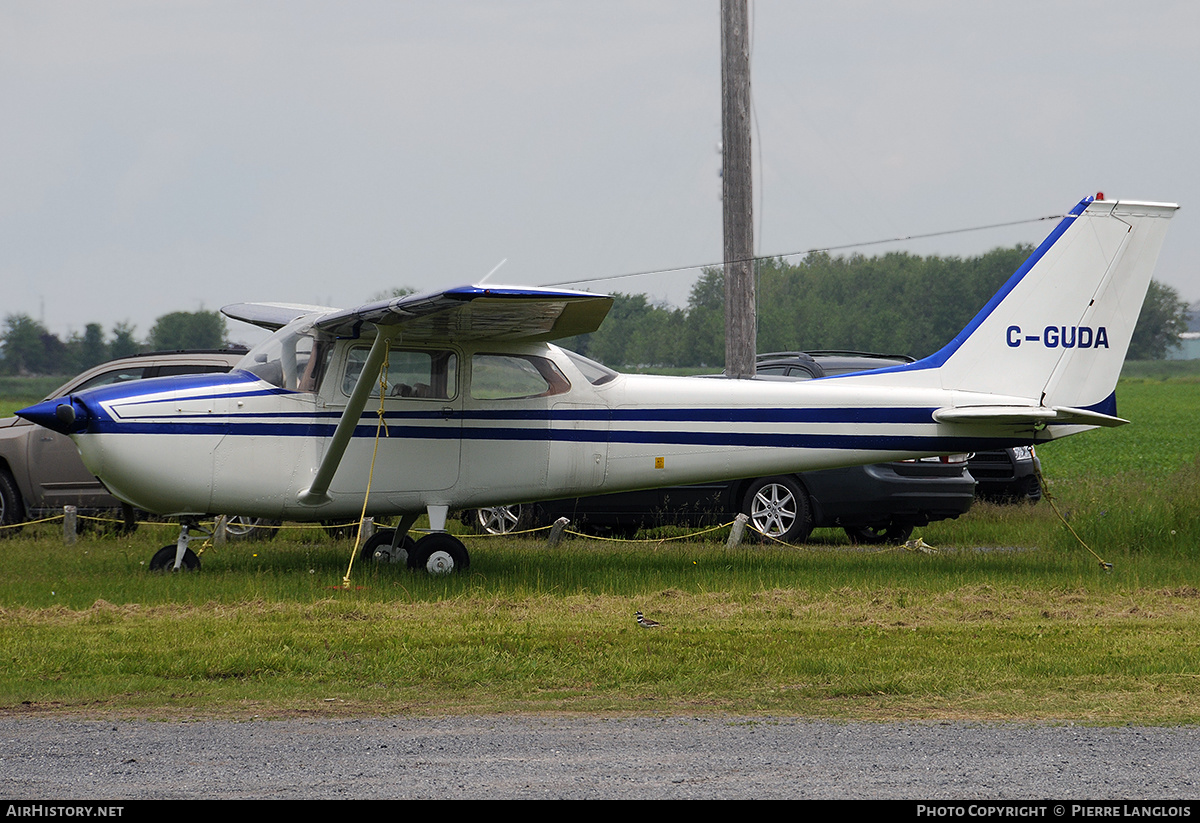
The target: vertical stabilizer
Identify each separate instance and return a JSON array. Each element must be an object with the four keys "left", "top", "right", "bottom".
[{"left": 913, "top": 196, "right": 1178, "bottom": 409}]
